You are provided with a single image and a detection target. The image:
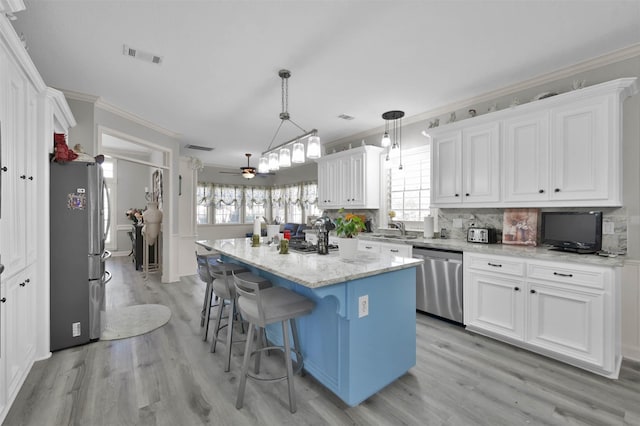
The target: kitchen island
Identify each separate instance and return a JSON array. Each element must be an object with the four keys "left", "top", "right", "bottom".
[{"left": 196, "top": 238, "right": 422, "bottom": 406}]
